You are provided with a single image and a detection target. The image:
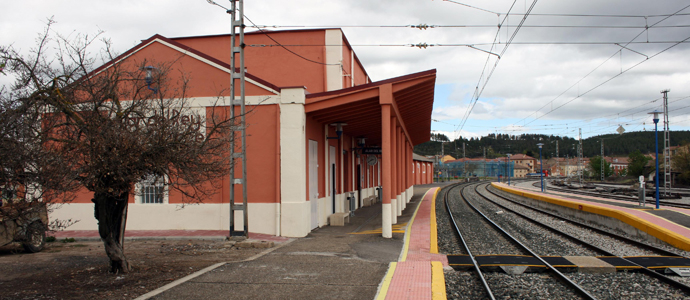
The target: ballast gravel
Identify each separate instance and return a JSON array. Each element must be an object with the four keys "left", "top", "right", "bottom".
[{"left": 438, "top": 181, "right": 690, "bottom": 299}]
